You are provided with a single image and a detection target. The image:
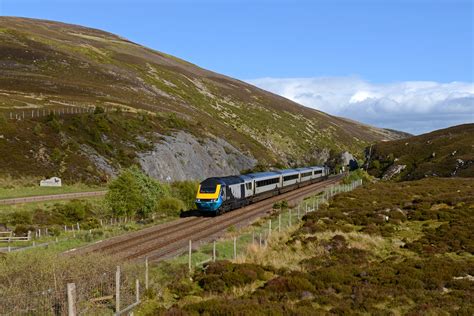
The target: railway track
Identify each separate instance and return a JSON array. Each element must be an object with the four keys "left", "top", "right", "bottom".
[{"left": 68, "top": 175, "right": 343, "bottom": 262}]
